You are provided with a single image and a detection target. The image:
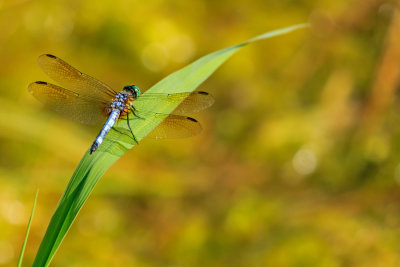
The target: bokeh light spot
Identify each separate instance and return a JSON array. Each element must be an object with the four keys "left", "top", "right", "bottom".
[
  {"left": 0, "top": 199, "right": 26, "bottom": 225},
  {"left": 292, "top": 148, "right": 318, "bottom": 175},
  {"left": 166, "top": 34, "right": 195, "bottom": 63},
  {"left": 141, "top": 42, "right": 169, "bottom": 72}
]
